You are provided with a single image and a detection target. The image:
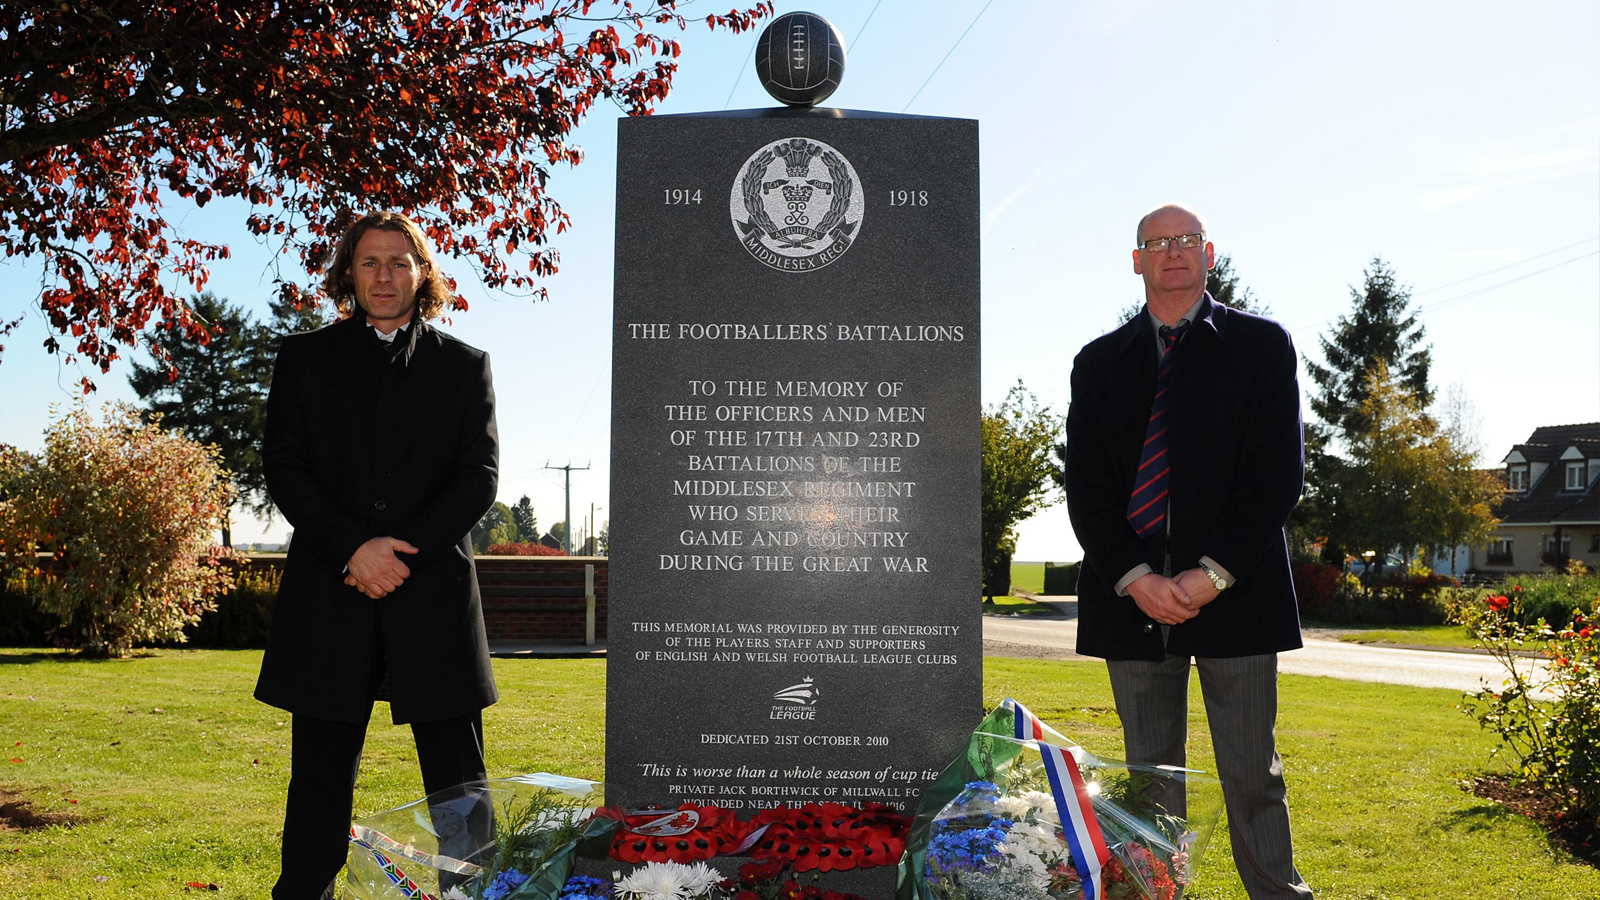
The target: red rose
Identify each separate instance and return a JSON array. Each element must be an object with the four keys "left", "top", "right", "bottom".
[{"left": 1486, "top": 594, "right": 1510, "bottom": 611}]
